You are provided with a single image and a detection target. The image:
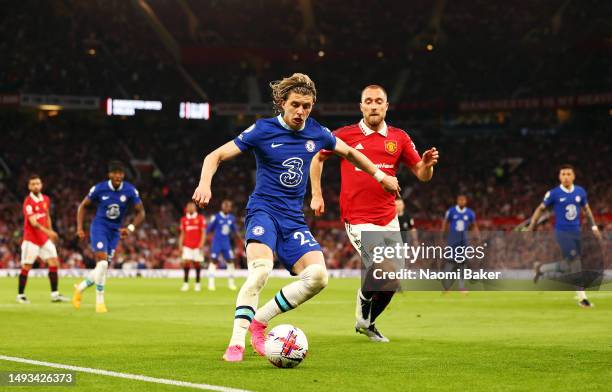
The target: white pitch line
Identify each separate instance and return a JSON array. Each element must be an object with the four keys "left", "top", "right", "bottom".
[{"left": 0, "top": 355, "right": 254, "bottom": 392}]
